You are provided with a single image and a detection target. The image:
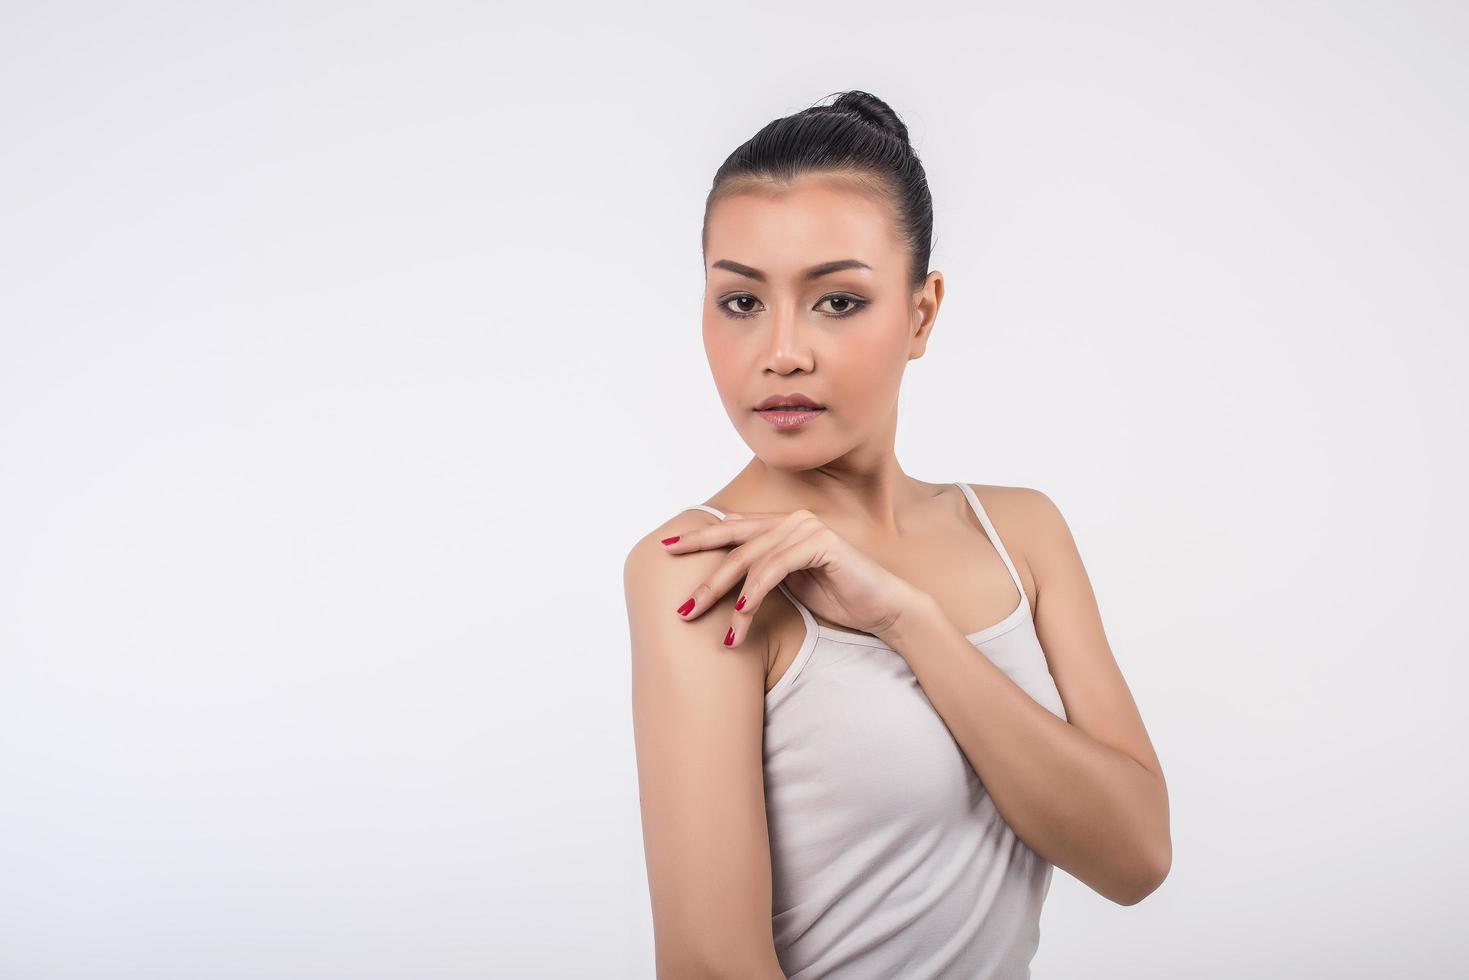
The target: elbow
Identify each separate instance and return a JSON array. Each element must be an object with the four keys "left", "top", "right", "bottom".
[
  {"left": 1115, "top": 840, "right": 1172, "bottom": 907},
  {"left": 1116, "top": 782, "right": 1172, "bottom": 907},
  {"left": 657, "top": 945, "right": 786, "bottom": 980}
]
